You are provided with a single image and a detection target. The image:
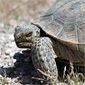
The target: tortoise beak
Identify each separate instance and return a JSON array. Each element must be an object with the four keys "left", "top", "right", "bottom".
[
  {"left": 16, "top": 41, "right": 32, "bottom": 48},
  {"left": 14, "top": 33, "right": 32, "bottom": 48}
]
